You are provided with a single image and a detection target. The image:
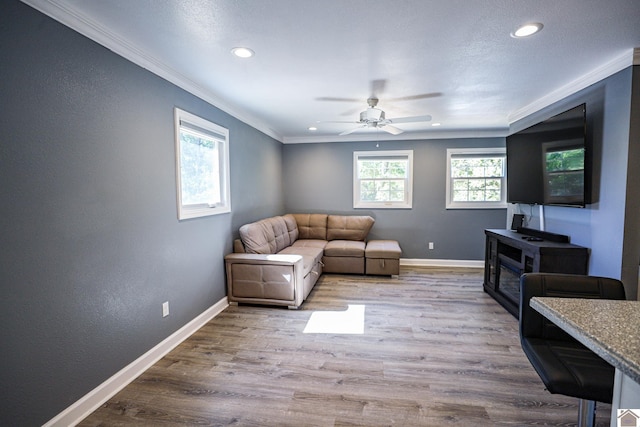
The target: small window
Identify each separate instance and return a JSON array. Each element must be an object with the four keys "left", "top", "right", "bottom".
[
  {"left": 446, "top": 148, "right": 506, "bottom": 209},
  {"left": 354, "top": 150, "right": 413, "bottom": 209},
  {"left": 174, "top": 108, "right": 231, "bottom": 220}
]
